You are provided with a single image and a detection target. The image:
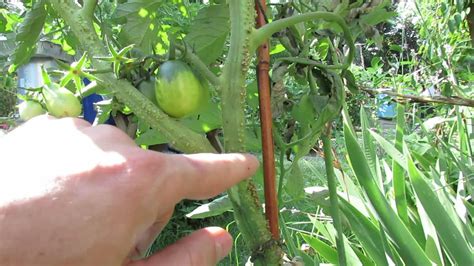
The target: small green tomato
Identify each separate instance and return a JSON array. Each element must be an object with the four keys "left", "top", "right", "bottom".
[
  {"left": 43, "top": 83, "right": 82, "bottom": 118},
  {"left": 154, "top": 60, "right": 208, "bottom": 118},
  {"left": 18, "top": 100, "right": 45, "bottom": 121}
]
